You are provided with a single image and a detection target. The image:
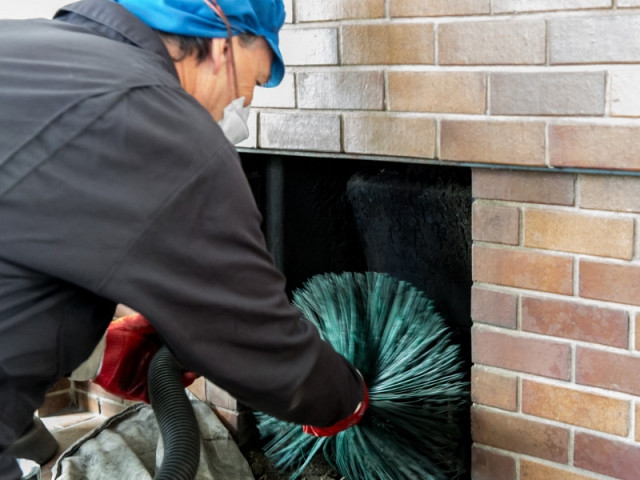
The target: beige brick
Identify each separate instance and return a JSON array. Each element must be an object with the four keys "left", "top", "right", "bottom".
[
  {"left": 341, "top": 23, "right": 434, "bottom": 65},
  {"left": 438, "top": 20, "right": 546, "bottom": 65},
  {"left": 472, "top": 202, "right": 520, "bottom": 245},
  {"left": 524, "top": 209, "right": 635, "bottom": 259},
  {"left": 521, "top": 459, "right": 611, "bottom": 480},
  {"left": 472, "top": 169, "right": 575, "bottom": 206},
  {"left": 441, "top": 120, "right": 546, "bottom": 166},
  {"left": 259, "top": 112, "right": 341, "bottom": 152},
  {"left": 550, "top": 15, "right": 640, "bottom": 64},
  {"left": 343, "top": 113, "right": 436, "bottom": 158},
  {"left": 389, "top": 71, "right": 486, "bottom": 114},
  {"left": 580, "top": 174, "right": 640, "bottom": 213},
  {"left": 620, "top": 0, "right": 640, "bottom": 6},
  {"left": 490, "top": 72, "right": 605, "bottom": 116},
  {"left": 284, "top": 0, "right": 293, "bottom": 23},
  {"left": 494, "top": 0, "right": 611, "bottom": 13},
  {"left": 279, "top": 28, "right": 338, "bottom": 66},
  {"left": 297, "top": 71, "right": 383, "bottom": 110},
  {"left": 252, "top": 73, "right": 295, "bottom": 108},
  {"left": 611, "top": 69, "right": 640, "bottom": 117},
  {"left": 390, "top": 0, "right": 491, "bottom": 17},
  {"left": 549, "top": 124, "right": 640, "bottom": 171},
  {"left": 471, "top": 366, "right": 518, "bottom": 411},
  {"left": 296, "top": 0, "right": 385, "bottom": 21},
  {"left": 472, "top": 406, "right": 570, "bottom": 462},
  {"left": 522, "top": 380, "right": 630, "bottom": 436},
  {"left": 473, "top": 244, "right": 574, "bottom": 295}
]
